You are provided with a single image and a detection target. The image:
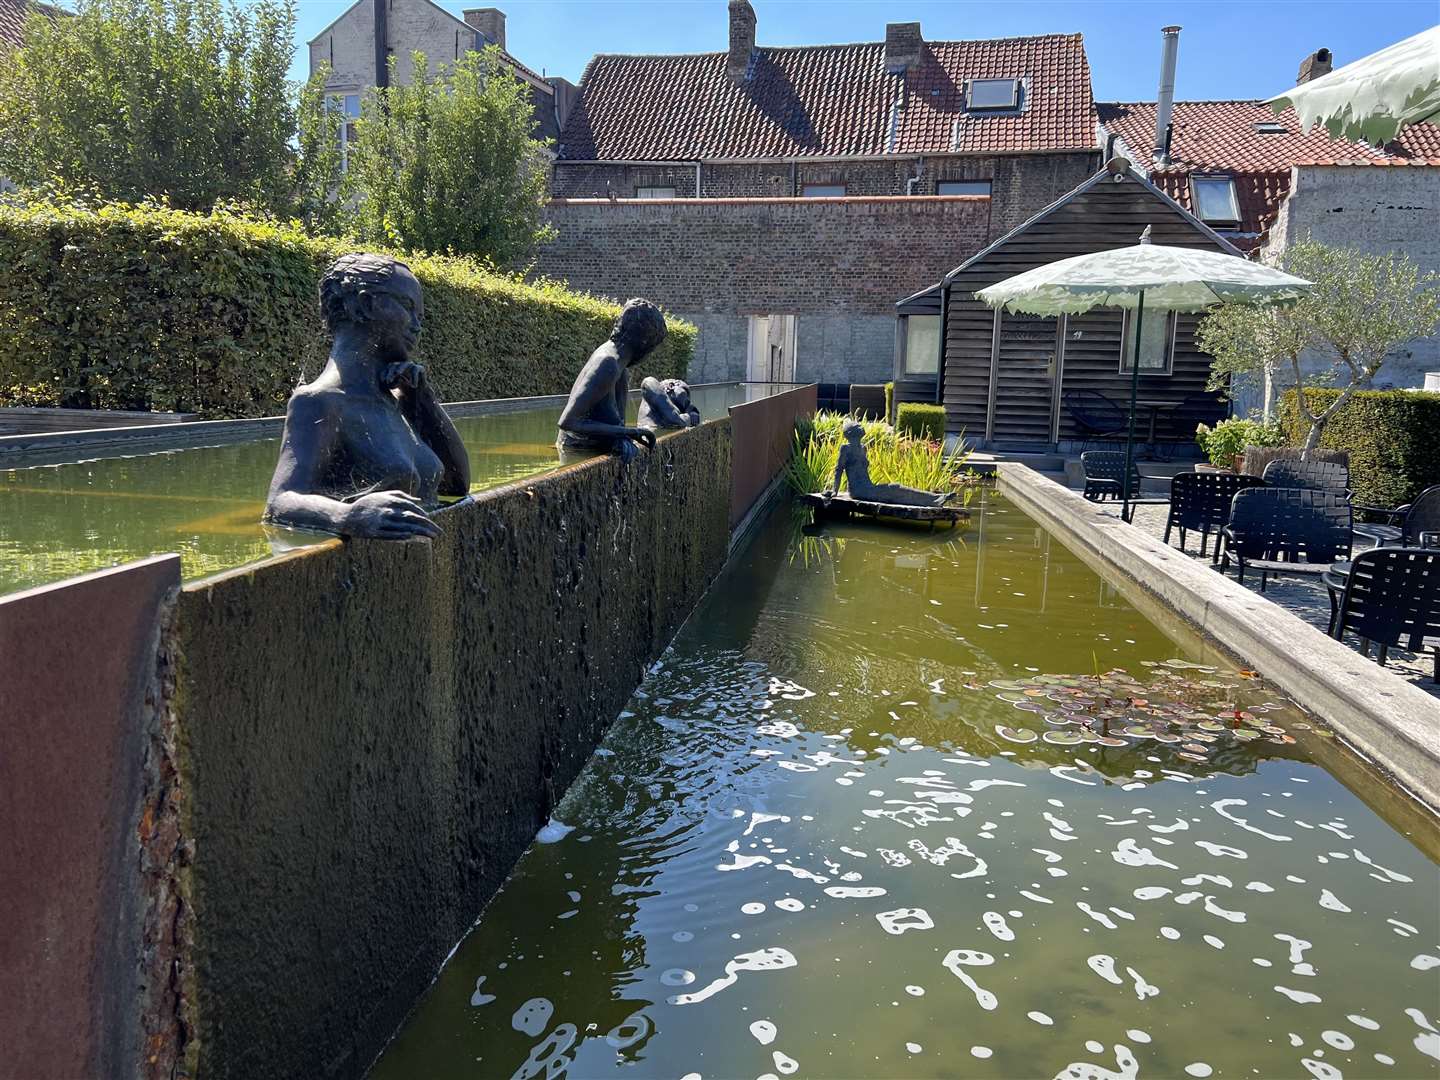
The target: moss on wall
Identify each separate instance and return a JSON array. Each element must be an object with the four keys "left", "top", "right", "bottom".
[{"left": 171, "top": 420, "right": 732, "bottom": 1078}]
